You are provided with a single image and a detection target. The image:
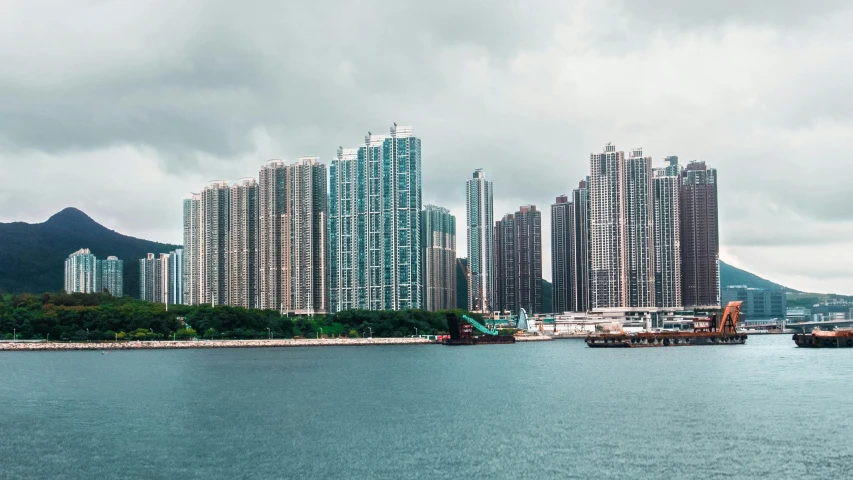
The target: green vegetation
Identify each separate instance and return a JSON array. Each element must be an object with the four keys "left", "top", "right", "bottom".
[{"left": 0, "top": 292, "right": 457, "bottom": 341}]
